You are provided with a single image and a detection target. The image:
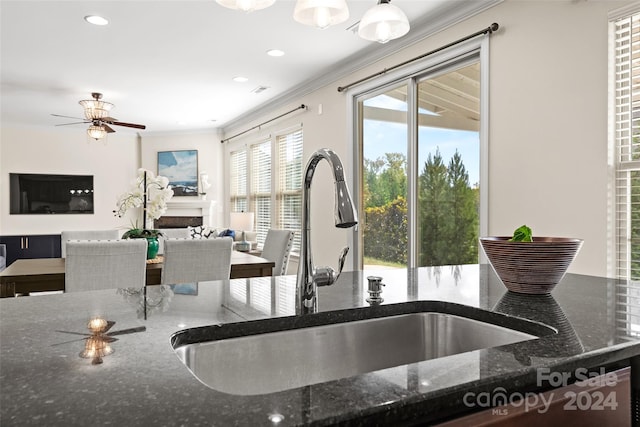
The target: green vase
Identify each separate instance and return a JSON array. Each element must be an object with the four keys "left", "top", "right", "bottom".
[{"left": 146, "top": 237, "right": 159, "bottom": 260}]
